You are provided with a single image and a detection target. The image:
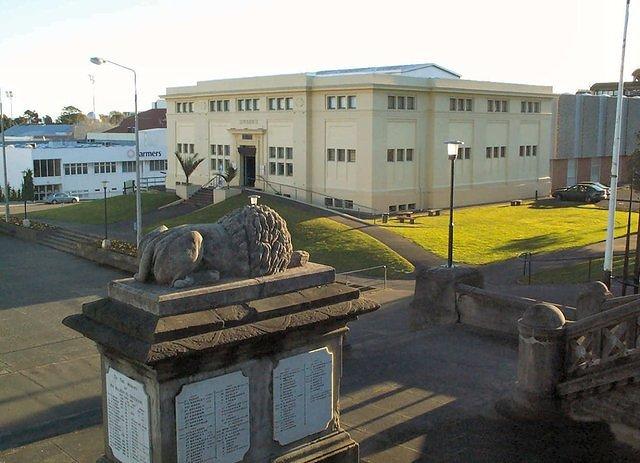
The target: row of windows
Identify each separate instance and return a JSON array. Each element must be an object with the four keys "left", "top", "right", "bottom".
[
  {"left": 487, "top": 100, "right": 508, "bottom": 112},
  {"left": 326, "top": 95, "right": 357, "bottom": 110},
  {"left": 450, "top": 98, "right": 473, "bottom": 112},
  {"left": 177, "top": 143, "right": 195, "bottom": 154},
  {"left": 64, "top": 163, "right": 88, "bottom": 175},
  {"left": 387, "top": 96, "right": 416, "bottom": 110},
  {"left": 268, "top": 97, "right": 293, "bottom": 111},
  {"left": 211, "top": 144, "right": 231, "bottom": 156},
  {"left": 209, "top": 100, "right": 230, "bottom": 112},
  {"left": 386, "top": 148, "right": 414, "bottom": 162},
  {"left": 519, "top": 145, "right": 538, "bottom": 157},
  {"left": 95, "top": 162, "right": 117, "bottom": 174},
  {"left": 326, "top": 148, "right": 356, "bottom": 162},
  {"left": 457, "top": 147, "right": 471, "bottom": 160},
  {"left": 388, "top": 203, "right": 417, "bottom": 213},
  {"left": 149, "top": 160, "right": 168, "bottom": 171},
  {"left": 269, "top": 146, "right": 293, "bottom": 159},
  {"left": 238, "top": 98, "right": 260, "bottom": 111},
  {"left": 34, "top": 159, "right": 61, "bottom": 177},
  {"left": 269, "top": 162, "right": 293, "bottom": 176},
  {"left": 211, "top": 158, "right": 231, "bottom": 172},
  {"left": 486, "top": 146, "right": 507, "bottom": 159},
  {"left": 122, "top": 161, "right": 136, "bottom": 173},
  {"left": 325, "top": 198, "right": 355, "bottom": 209},
  {"left": 176, "top": 102, "right": 194, "bottom": 113},
  {"left": 521, "top": 101, "right": 541, "bottom": 113}
]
